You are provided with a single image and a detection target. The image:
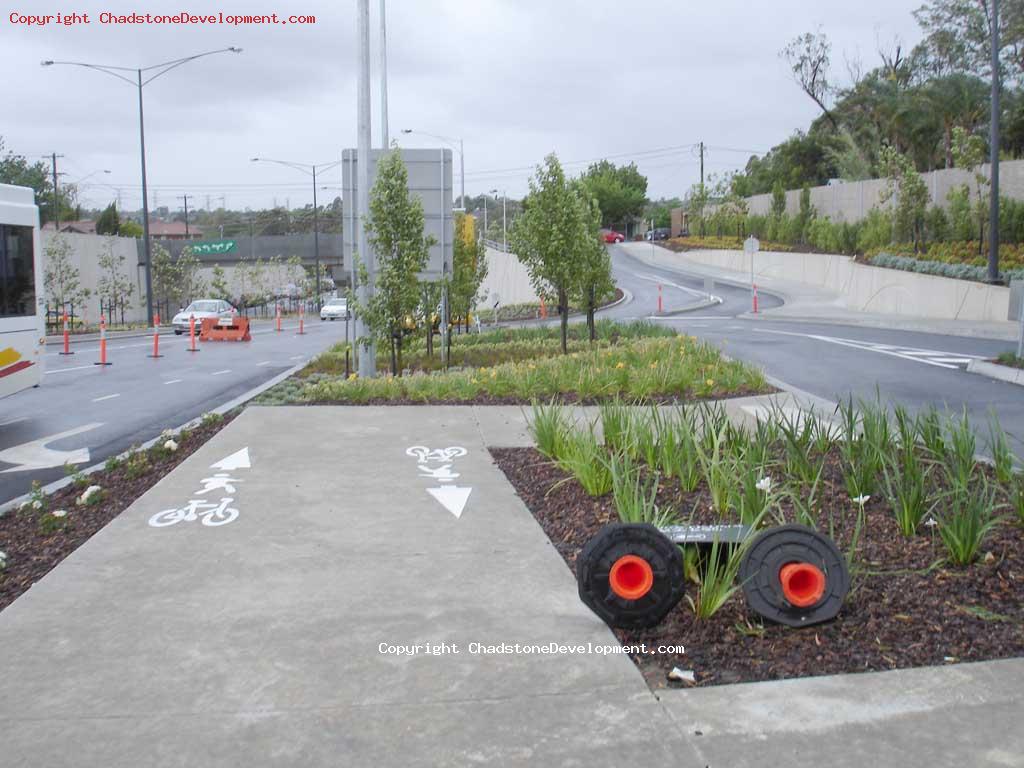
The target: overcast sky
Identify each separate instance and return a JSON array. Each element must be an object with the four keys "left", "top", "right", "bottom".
[{"left": 2, "top": 0, "right": 924, "bottom": 215}]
